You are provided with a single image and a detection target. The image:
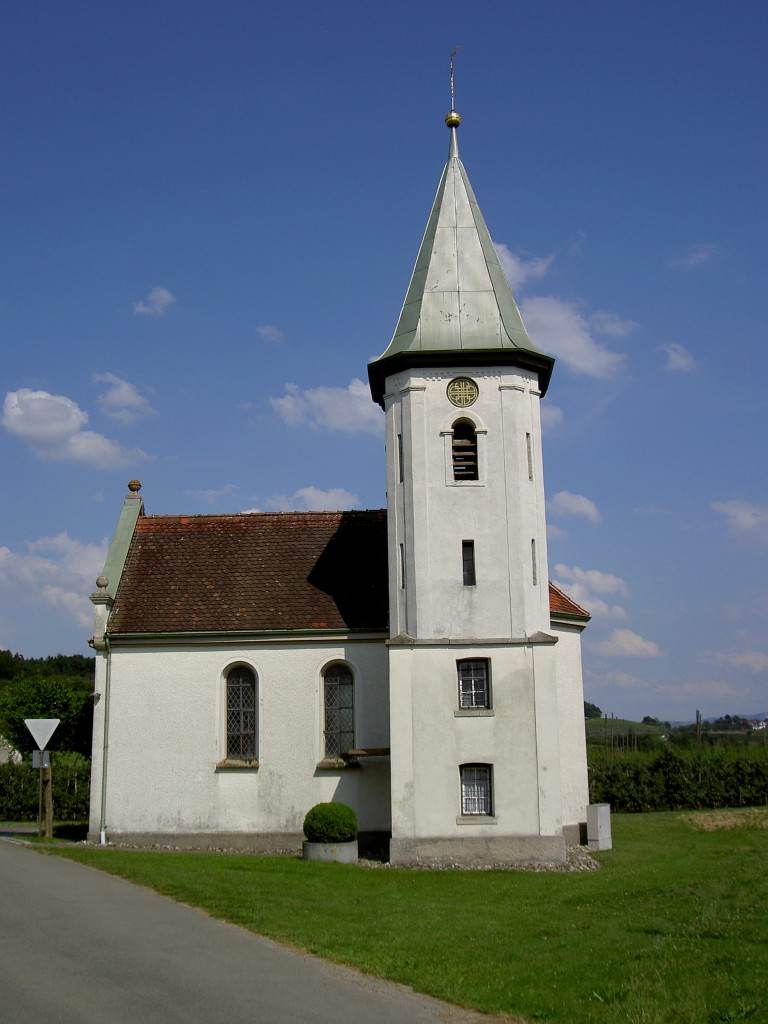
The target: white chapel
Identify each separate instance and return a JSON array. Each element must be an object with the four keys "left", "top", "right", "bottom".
[{"left": 88, "top": 107, "right": 590, "bottom": 864}]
